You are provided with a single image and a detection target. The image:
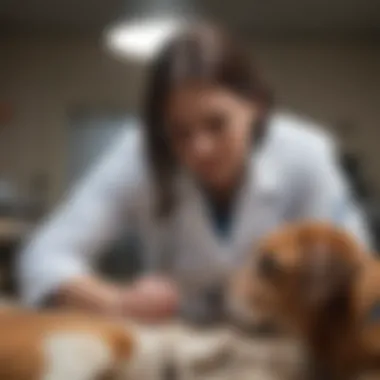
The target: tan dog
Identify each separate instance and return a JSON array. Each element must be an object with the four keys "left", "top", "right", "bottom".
[
  {"left": 0, "top": 305, "right": 303, "bottom": 380},
  {"left": 229, "top": 222, "right": 380, "bottom": 379},
  {"left": 0, "top": 309, "right": 154, "bottom": 380}
]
